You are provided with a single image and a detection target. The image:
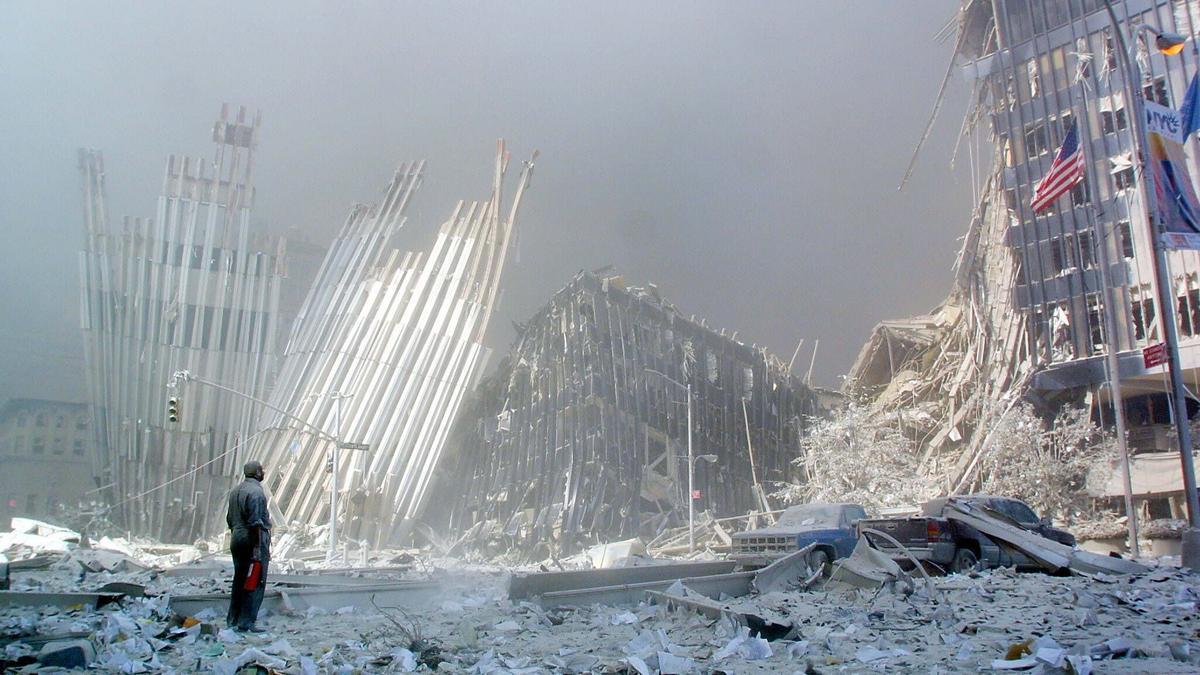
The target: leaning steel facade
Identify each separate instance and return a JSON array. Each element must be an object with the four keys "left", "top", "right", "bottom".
[
  {"left": 438, "top": 271, "right": 825, "bottom": 556},
  {"left": 253, "top": 142, "right": 535, "bottom": 547},
  {"left": 79, "top": 105, "right": 284, "bottom": 541}
]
